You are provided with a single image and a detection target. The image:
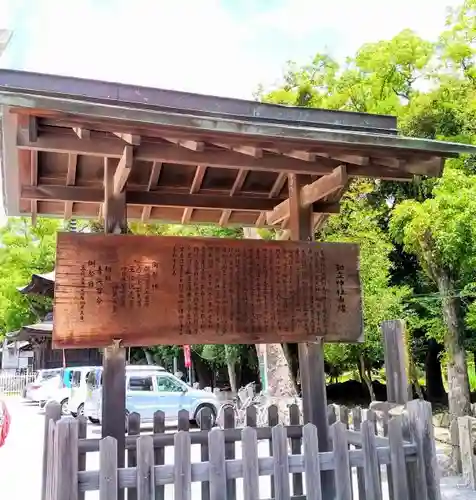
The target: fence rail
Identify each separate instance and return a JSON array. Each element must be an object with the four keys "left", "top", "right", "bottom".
[
  {"left": 0, "top": 370, "right": 35, "bottom": 395},
  {"left": 43, "top": 399, "right": 439, "bottom": 500}
]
